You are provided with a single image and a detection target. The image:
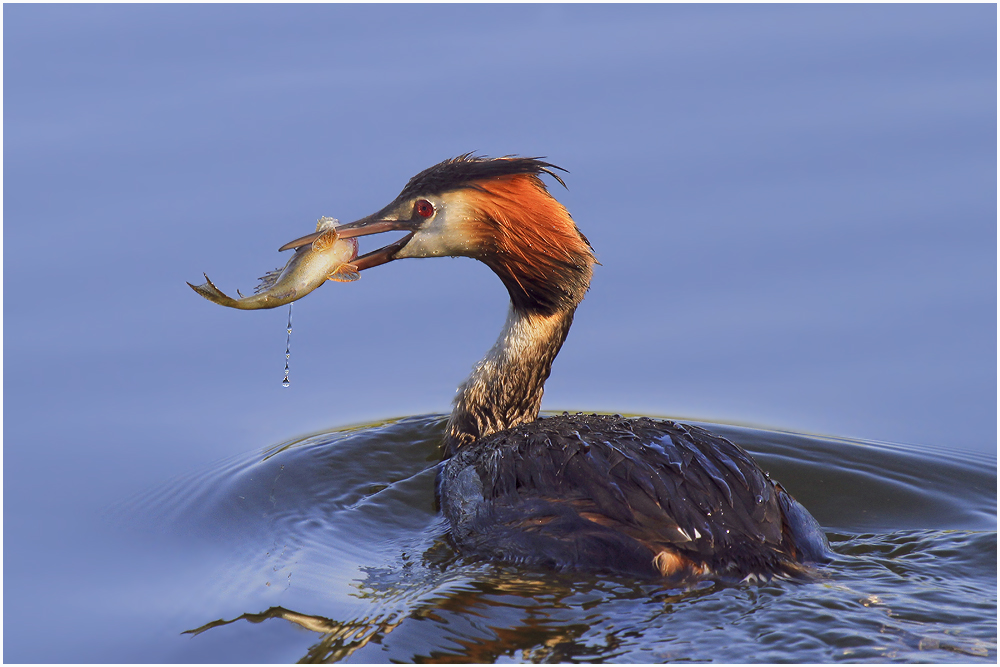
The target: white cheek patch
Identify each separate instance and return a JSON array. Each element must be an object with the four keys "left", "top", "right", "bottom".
[{"left": 395, "top": 196, "right": 483, "bottom": 259}]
